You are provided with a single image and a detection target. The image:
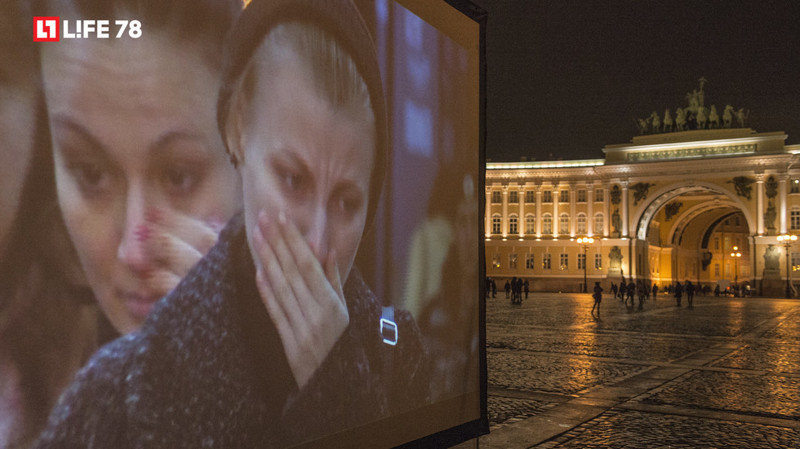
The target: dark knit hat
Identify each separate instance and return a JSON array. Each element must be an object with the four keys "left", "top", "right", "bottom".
[{"left": 217, "top": 0, "right": 388, "bottom": 228}]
